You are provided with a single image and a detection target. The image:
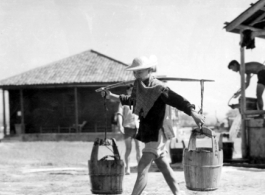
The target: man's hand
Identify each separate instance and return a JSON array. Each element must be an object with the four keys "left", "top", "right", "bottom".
[
  {"left": 191, "top": 110, "right": 205, "bottom": 128},
  {"left": 234, "top": 91, "right": 241, "bottom": 98},
  {"left": 100, "top": 90, "right": 120, "bottom": 102},
  {"left": 101, "top": 90, "right": 111, "bottom": 99}
]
